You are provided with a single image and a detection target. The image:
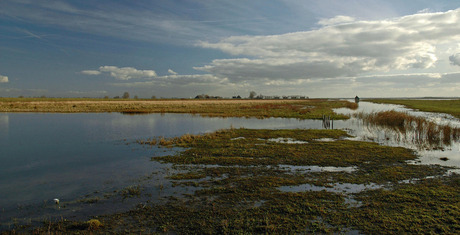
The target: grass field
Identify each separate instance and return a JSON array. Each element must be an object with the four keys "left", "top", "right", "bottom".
[
  {"left": 367, "top": 99, "right": 460, "bottom": 118},
  {"left": 0, "top": 98, "right": 357, "bottom": 119}
]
